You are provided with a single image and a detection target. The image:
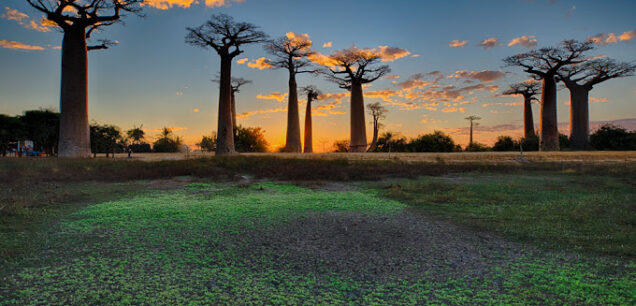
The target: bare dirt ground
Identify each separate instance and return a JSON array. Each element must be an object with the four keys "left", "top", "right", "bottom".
[{"left": 112, "top": 151, "right": 636, "bottom": 163}]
